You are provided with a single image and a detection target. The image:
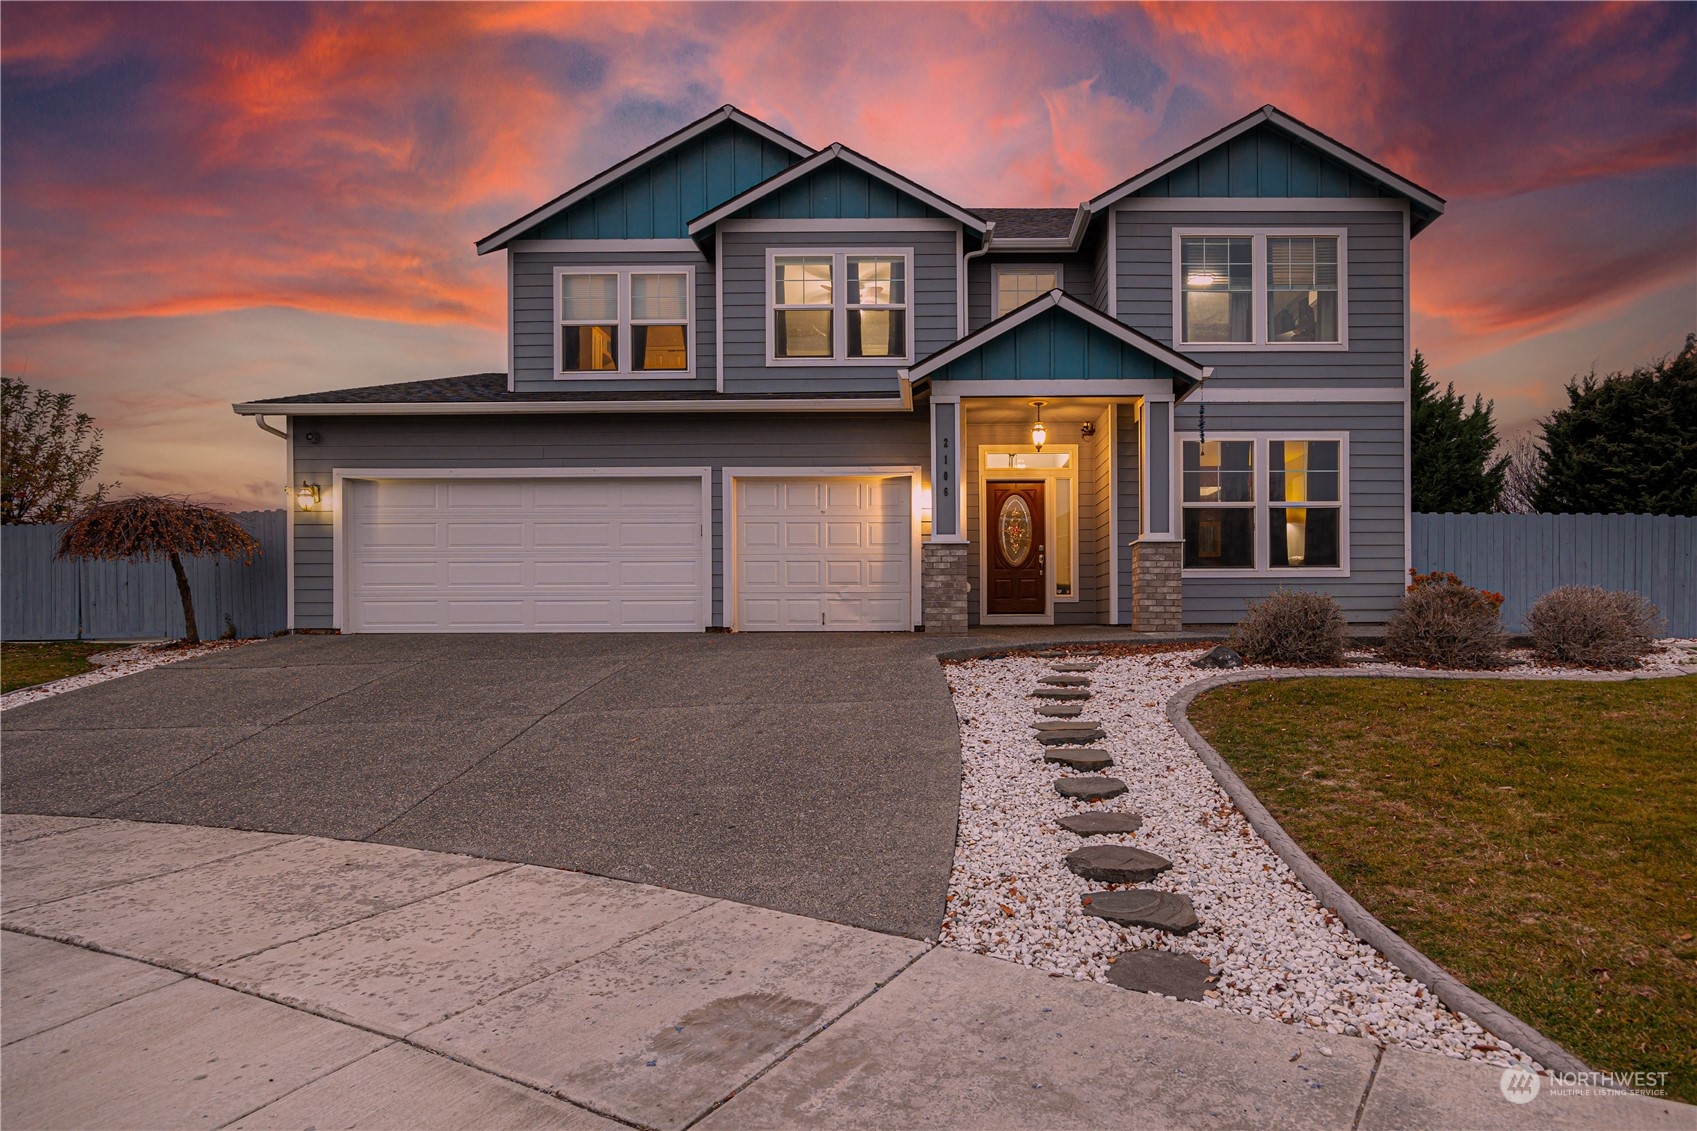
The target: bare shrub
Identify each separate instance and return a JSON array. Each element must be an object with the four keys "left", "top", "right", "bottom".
[
  {"left": 1381, "top": 570, "right": 1507, "bottom": 669},
  {"left": 1526, "top": 585, "right": 1663, "bottom": 668},
  {"left": 1232, "top": 589, "right": 1347, "bottom": 666}
]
